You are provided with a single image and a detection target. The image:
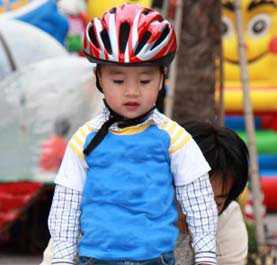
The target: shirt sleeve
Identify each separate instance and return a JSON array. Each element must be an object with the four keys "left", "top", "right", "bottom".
[
  {"left": 55, "top": 122, "right": 93, "bottom": 191},
  {"left": 55, "top": 144, "right": 88, "bottom": 192},
  {"left": 176, "top": 174, "right": 218, "bottom": 265},
  {"left": 170, "top": 135, "right": 211, "bottom": 186},
  {"left": 48, "top": 123, "right": 92, "bottom": 264},
  {"left": 48, "top": 185, "right": 82, "bottom": 265},
  {"left": 40, "top": 239, "right": 53, "bottom": 265}
]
